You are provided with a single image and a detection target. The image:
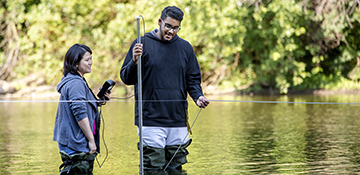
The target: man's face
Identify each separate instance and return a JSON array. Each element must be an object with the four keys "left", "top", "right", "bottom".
[{"left": 158, "top": 17, "right": 181, "bottom": 41}]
